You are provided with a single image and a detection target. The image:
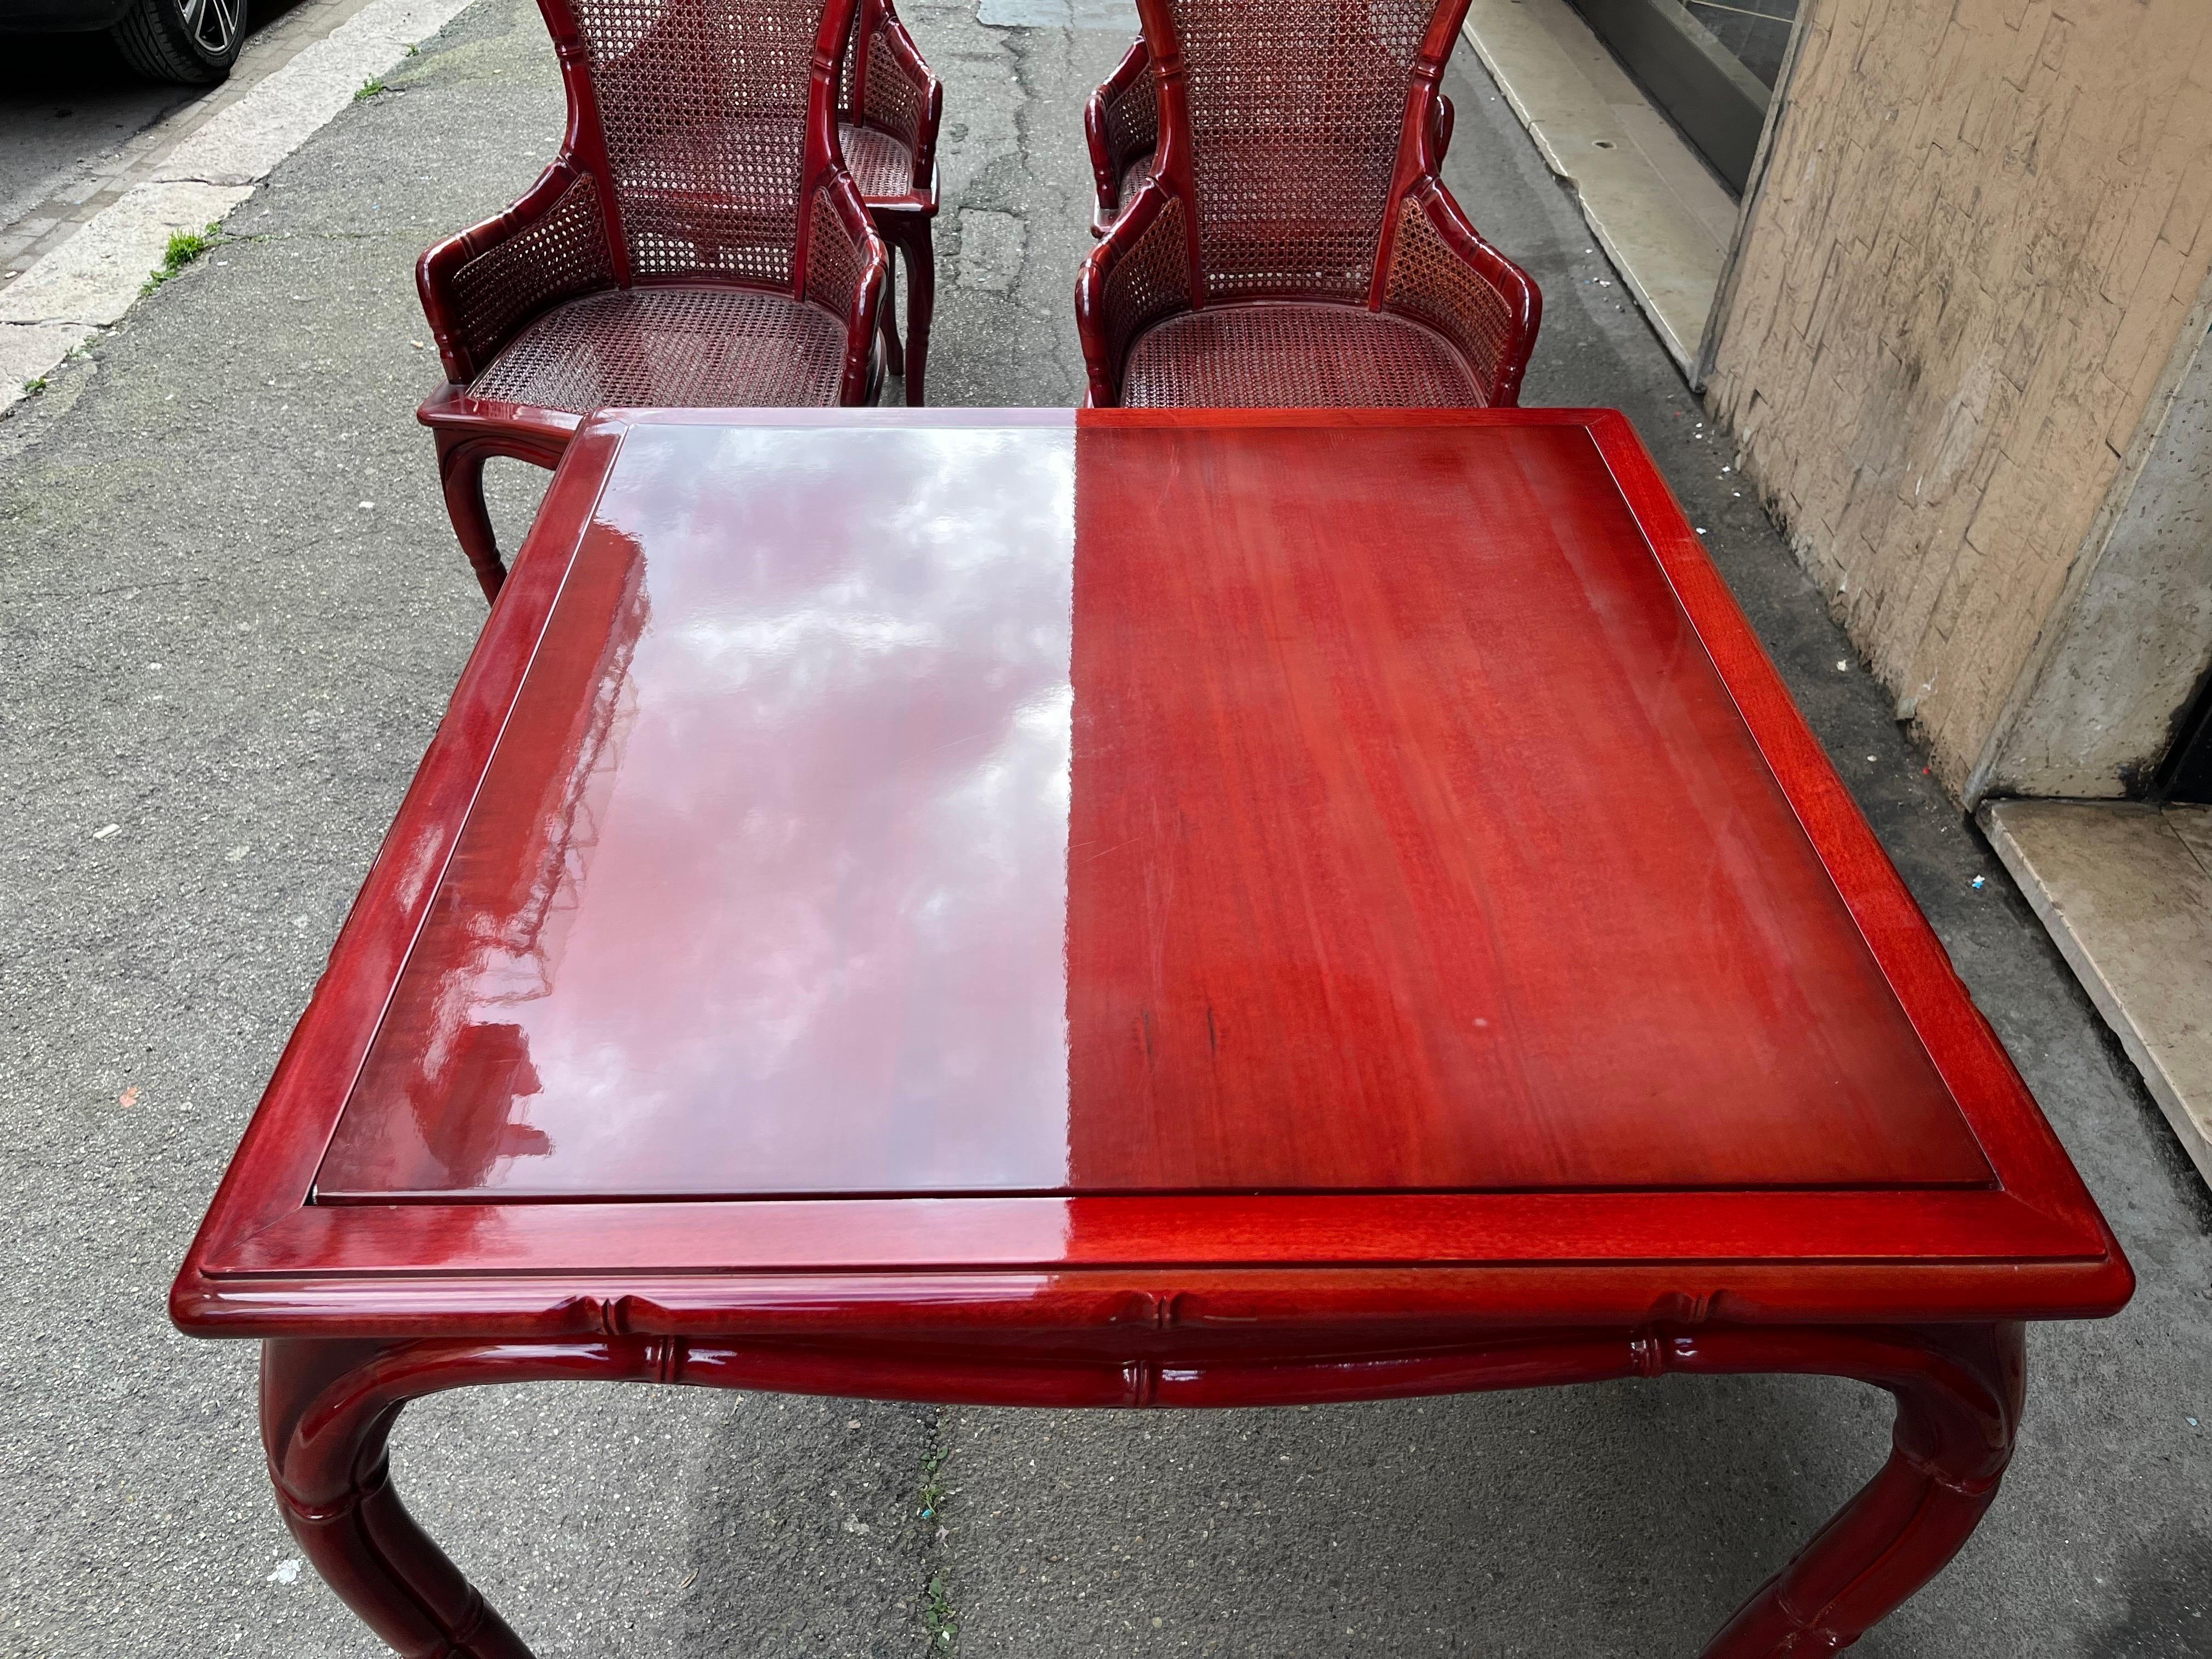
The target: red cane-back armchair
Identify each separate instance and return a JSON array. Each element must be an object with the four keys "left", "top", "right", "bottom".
[
  {"left": 1083, "top": 35, "right": 1454, "bottom": 238},
  {"left": 1075, "top": 0, "right": 1539, "bottom": 409},
  {"left": 416, "top": 0, "right": 890, "bottom": 601},
  {"left": 835, "top": 0, "right": 942, "bottom": 402}
]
